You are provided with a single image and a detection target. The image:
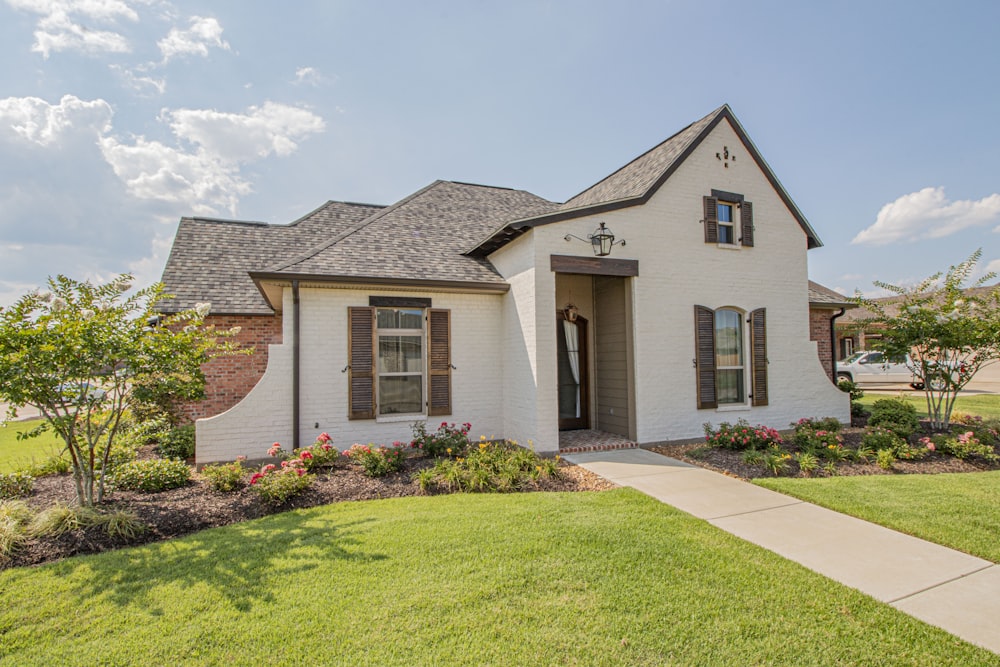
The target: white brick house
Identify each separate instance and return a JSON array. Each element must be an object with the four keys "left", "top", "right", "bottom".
[{"left": 160, "top": 104, "right": 849, "bottom": 464}]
